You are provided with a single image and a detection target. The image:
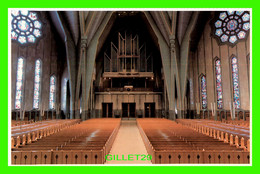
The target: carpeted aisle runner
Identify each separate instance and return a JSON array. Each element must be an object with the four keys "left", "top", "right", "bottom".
[{"left": 105, "top": 120, "right": 152, "bottom": 164}]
